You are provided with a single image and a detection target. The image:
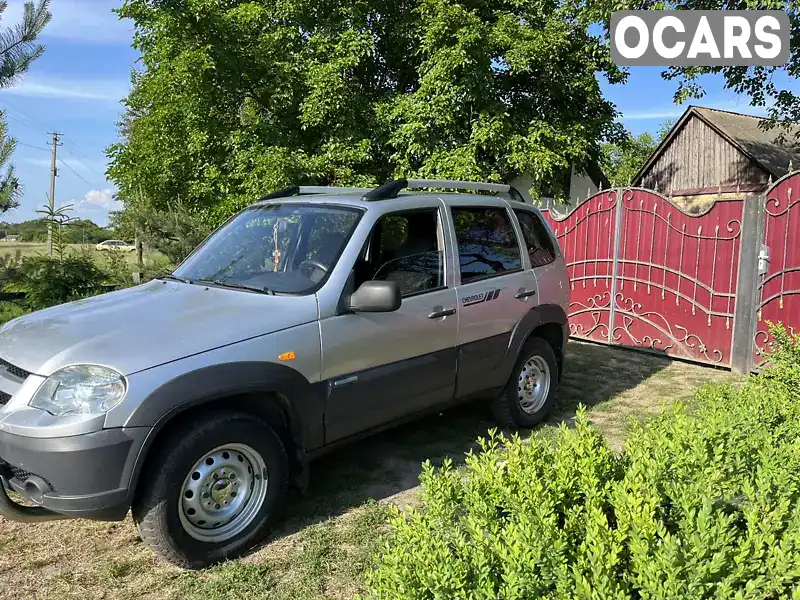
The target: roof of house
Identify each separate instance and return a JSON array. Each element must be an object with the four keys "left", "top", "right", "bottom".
[{"left": 633, "top": 105, "right": 800, "bottom": 185}]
